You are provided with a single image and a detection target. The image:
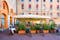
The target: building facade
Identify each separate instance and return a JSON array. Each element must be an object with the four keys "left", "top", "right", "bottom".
[
  {"left": 0, "top": 0, "right": 60, "bottom": 30},
  {"left": 16, "top": 0, "right": 60, "bottom": 24}
]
